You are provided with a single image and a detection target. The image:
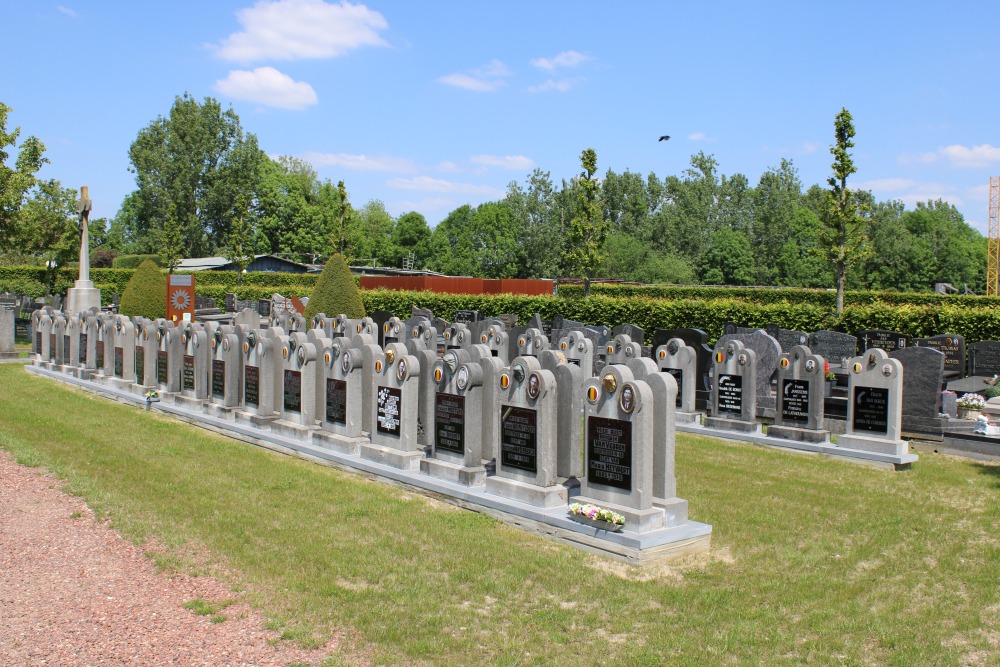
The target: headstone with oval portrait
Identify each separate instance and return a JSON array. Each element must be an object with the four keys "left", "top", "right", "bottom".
[
  {"left": 515, "top": 327, "right": 549, "bottom": 358},
  {"left": 314, "top": 336, "right": 369, "bottom": 454},
  {"left": 420, "top": 351, "right": 488, "bottom": 486},
  {"left": 838, "top": 348, "right": 909, "bottom": 457},
  {"left": 35, "top": 312, "right": 53, "bottom": 367},
  {"left": 914, "top": 334, "right": 964, "bottom": 379},
  {"left": 173, "top": 323, "right": 208, "bottom": 405},
  {"left": 80, "top": 313, "right": 99, "bottom": 374},
  {"left": 577, "top": 365, "right": 667, "bottom": 533},
  {"left": 654, "top": 338, "right": 699, "bottom": 421},
  {"left": 30, "top": 308, "right": 45, "bottom": 364},
  {"left": 555, "top": 330, "right": 595, "bottom": 376},
  {"left": 108, "top": 317, "right": 136, "bottom": 390},
  {"left": 153, "top": 321, "right": 182, "bottom": 393},
  {"left": 311, "top": 313, "right": 334, "bottom": 339},
  {"left": 768, "top": 345, "right": 829, "bottom": 444},
  {"left": 50, "top": 313, "right": 67, "bottom": 368},
  {"left": 271, "top": 331, "right": 319, "bottom": 434},
  {"left": 443, "top": 322, "right": 474, "bottom": 352},
  {"left": 134, "top": 321, "right": 157, "bottom": 388},
  {"left": 477, "top": 323, "right": 510, "bottom": 365},
  {"left": 404, "top": 319, "right": 440, "bottom": 448},
  {"left": 485, "top": 356, "right": 567, "bottom": 508},
  {"left": 706, "top": 339, "right": 759, "bottom": 433},
  {"left": 204, "top": 329, "right": 241, "bottom": 417},
  {"left": 359, "top": 342, "right": 423, "bottom": 470},
  {"left": 236, "top": 330, "right": 278, "bottom": 425},
  {"left": 62, "top": 314, "right": 82, "bottom": 372}
]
